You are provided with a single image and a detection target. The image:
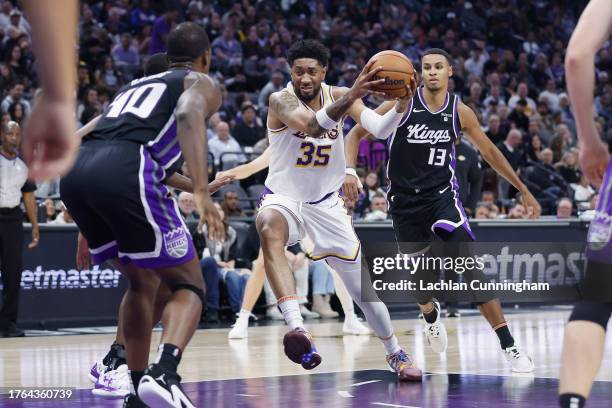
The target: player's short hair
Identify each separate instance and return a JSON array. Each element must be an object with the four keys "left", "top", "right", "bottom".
[
  {"left": 145, "top": 53, "right": 169, "bottom": 76},
  {"left": 167, "top": 22, "right": 210, "bottom": 63},
  {"left": 422, "top": 48, "right": 452, "bottom": 65},
  {"left": 287, "top": 39, "right": 330, "bottom": 67}
]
